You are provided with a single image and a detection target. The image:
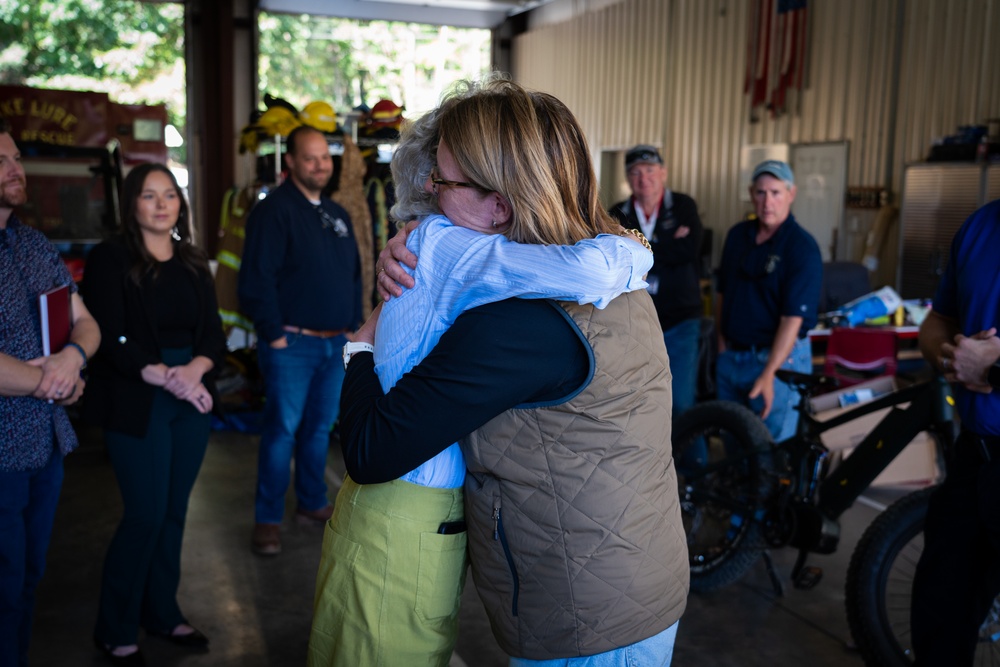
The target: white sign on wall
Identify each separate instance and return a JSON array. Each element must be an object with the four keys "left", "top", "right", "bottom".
[{"left": 789, "top": 142, "right": 848, "bottom": 262}]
